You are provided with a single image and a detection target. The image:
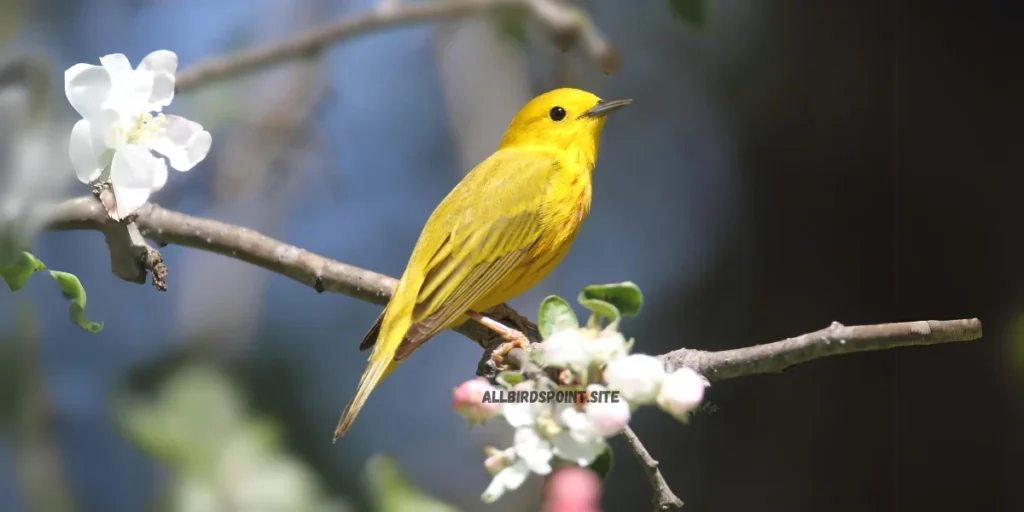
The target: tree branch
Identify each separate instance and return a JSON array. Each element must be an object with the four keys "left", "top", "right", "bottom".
[
  {"left": 175, "top": 0, "right": 618, "bottom": 92},
  {"left": 658, "top": 319, "right": 983, "bottom": 382},
  {"left": 45, "top": 195, "right": 983, "bottom": 374},
  {"left": 44, "top": 195, "right": 983, "bottom": 511}
]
